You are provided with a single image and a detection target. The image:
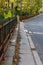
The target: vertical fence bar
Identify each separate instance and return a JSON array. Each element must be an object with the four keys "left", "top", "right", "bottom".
[{"left": 0, "top": 17, "right": 17, "bottom": 63}]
